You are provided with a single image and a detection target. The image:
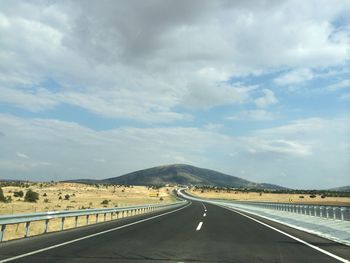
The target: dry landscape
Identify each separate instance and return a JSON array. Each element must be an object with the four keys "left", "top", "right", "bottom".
[
  {"left": 189, "top": 188, "right": 350, "bottom": 206},
  {"left": 0, "top": 182, "right": 176, "bottom": 241}
]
